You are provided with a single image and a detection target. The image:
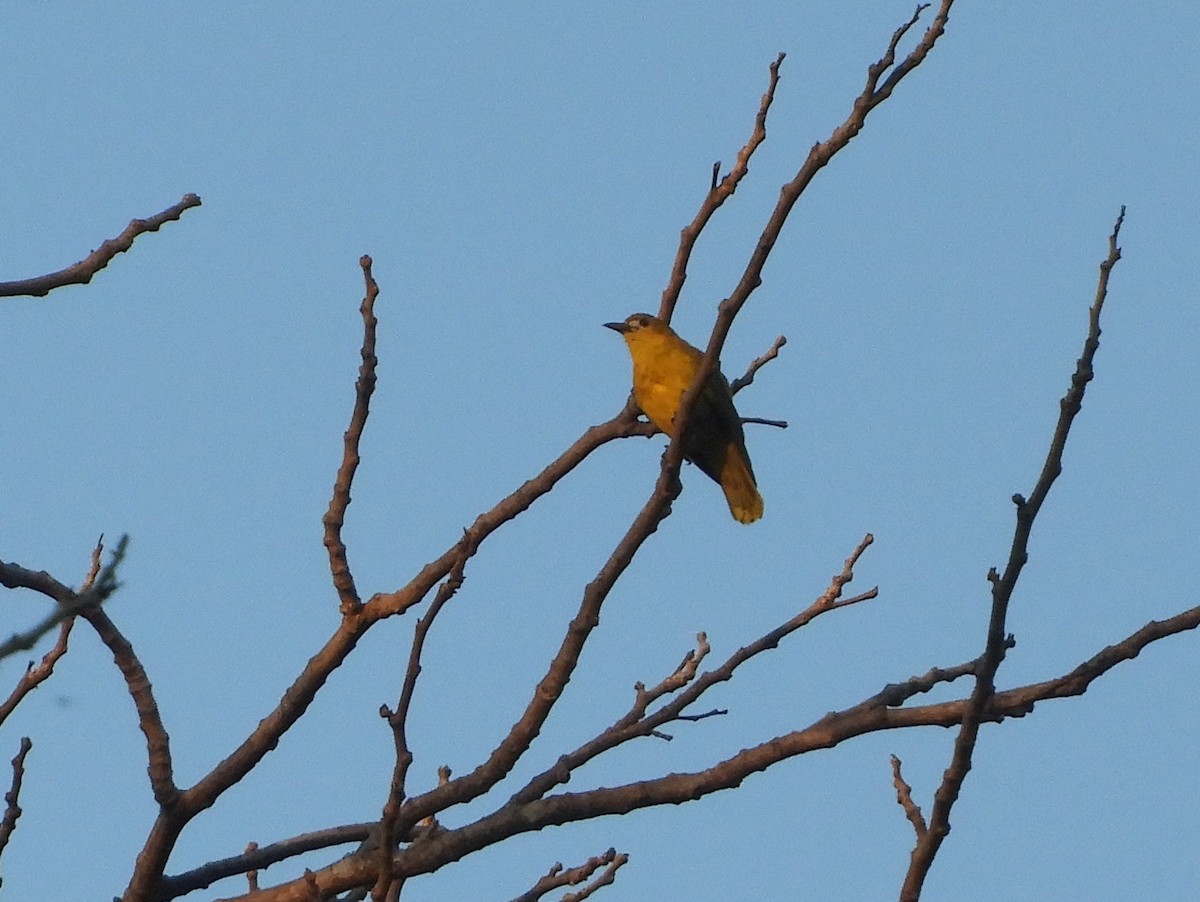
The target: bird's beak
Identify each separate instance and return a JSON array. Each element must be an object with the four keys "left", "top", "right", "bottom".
[{"left": 604, "top": 321, "right": 630, "bottom": 334}]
